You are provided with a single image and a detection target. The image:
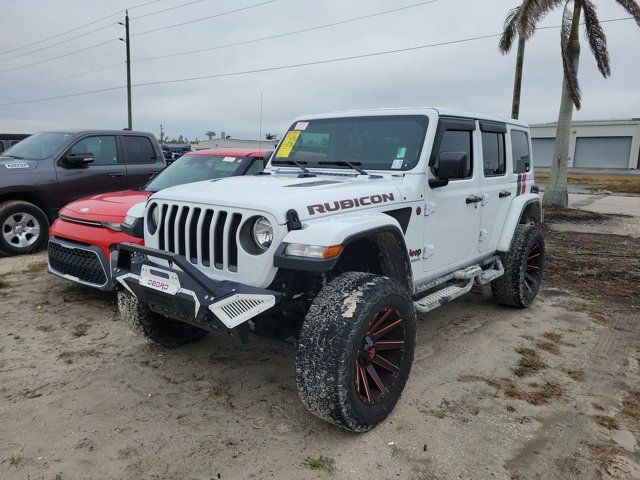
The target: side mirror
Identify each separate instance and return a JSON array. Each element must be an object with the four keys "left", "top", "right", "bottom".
[{"left": 64, "top": 152, "right": 94, "bottom": 167}]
